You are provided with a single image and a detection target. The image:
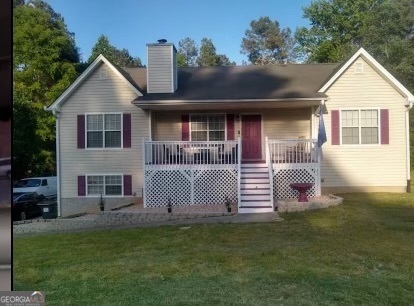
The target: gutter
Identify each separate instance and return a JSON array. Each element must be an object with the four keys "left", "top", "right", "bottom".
[
  {"left": 132, "top": 97, "right": 326, "bottom": 106},
  {"left": 406, "top": 98, "right": 413, "bottom": 192},
  {"left": 44, "top": 106, "right": 61, "bottom": 216}
]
